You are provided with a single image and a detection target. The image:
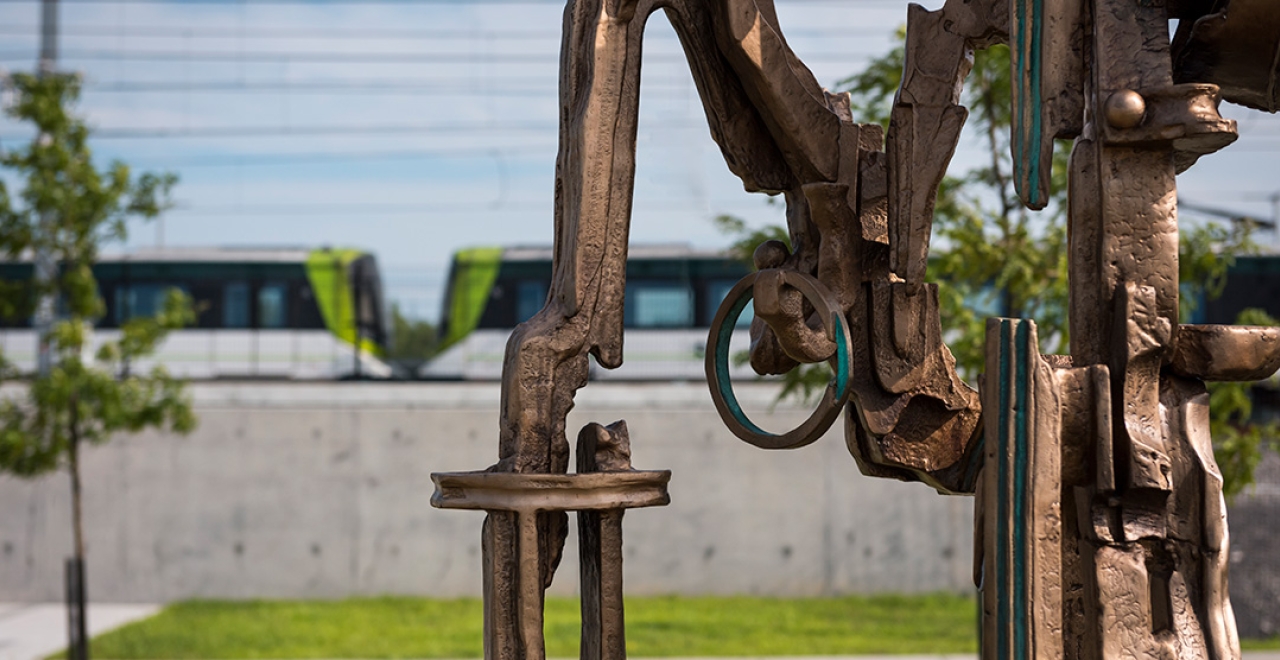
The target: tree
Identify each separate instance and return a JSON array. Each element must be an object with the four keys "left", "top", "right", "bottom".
[
  {"left": 718, "top": 35, "right": 1278, "bottom": 497},
  {"left": 388, "top": 303, "right": 440, "bottom": 365},
  {"left": 0, "top": 72, "right": 196, "bottom": 655}
]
